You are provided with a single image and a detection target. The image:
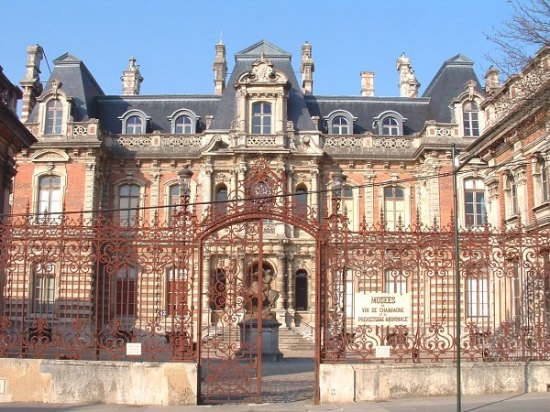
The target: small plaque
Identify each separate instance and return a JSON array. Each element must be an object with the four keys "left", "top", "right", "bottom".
[
  {"left": 126, "top": 342, "right": 142, "bottom": 356},
  {"left": 375, "top": 345, "right": 391, "bottom": 358}
]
